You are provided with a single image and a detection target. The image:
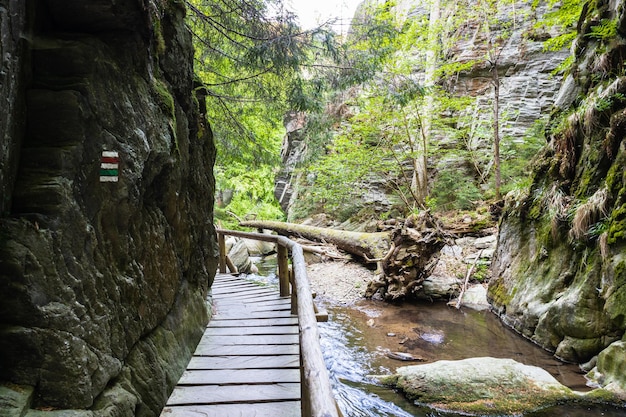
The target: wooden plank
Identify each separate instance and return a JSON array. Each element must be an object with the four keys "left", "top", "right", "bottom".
[
  {"left": 253, "top": 304, "right": 292, "bottom": 312},
  {"left": 214, "top": 305, "right": 294, "bottom": 316},
  {"left": 166, "top": 383, "right": 301, "bottom": 405},
  {"left": 211, "top": 284, "right": 270, "bottom": 294},
  {"left": 215, "top": 298, "right": 291, "bottom": 307},
  {"left": 194, "top": 343, "right": 300, "bottom": 356},
  {"left": 213, "top": 309, "right": 293, "bottom": 320},
  {"left": 187, "top": 355, "right": 300, "bottom": 370},
  {"left": 163, "top": 272, "right": 307, "bottom": 417},
  {"left": 161, "top": 401, "right": 301, "bottom": 417},
  {"left": 179, "top": 368, "right": 301, "bottom": 385},
  {"left": 213, "top": 285, "right": 275, "bottom": 295},
  {"left": 197, "top": 334, "right": 299, "bottom": 346},
  {"left": 212, "top": 281, "right": 271, "bottom": 290},
  {"left": 215, "top": 293, "right": 278, "bottom": 301},
  {"left": 216, "top": 290, "right": 279, "bottom": 300},
  {"left": 211, "top": 275, "right": 242, "bottom": 286},
  {"left": 204, "top": 326, "right": 299, "bottom": 336},
  {"left": 208, "top": 317, "right": 298, "bottom": 327}
]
